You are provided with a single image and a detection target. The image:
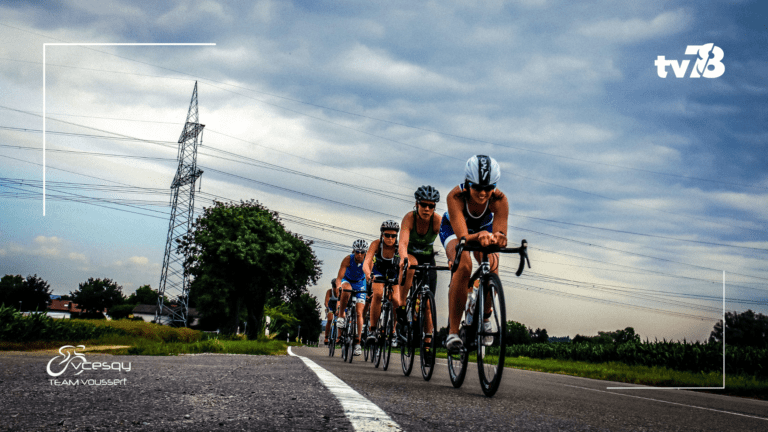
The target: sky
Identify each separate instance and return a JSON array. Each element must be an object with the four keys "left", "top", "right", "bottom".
[{"left": 0, "top": 0, "right": 766, "bottom": 342}]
